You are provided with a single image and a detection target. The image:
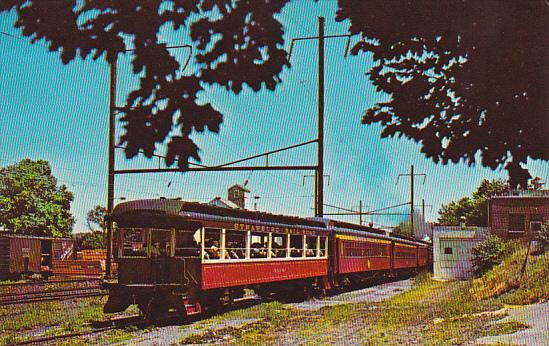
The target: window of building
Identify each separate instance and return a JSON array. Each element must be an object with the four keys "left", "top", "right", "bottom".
[
  {"left": 444, "top": 247, "right": 453, "bottom": 255},
  {"left": 508, "top": 214, "right": 525, "bottom": 233},
  {"left": 530, "top": 214, "right": 543, "bottom": 222}
]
